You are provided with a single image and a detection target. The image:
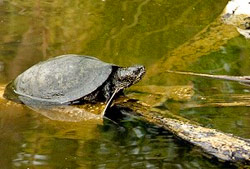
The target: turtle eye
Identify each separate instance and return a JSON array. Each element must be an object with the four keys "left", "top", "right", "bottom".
[{"left": 129, "top": 65, "right": 145, "bottom": 75}]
